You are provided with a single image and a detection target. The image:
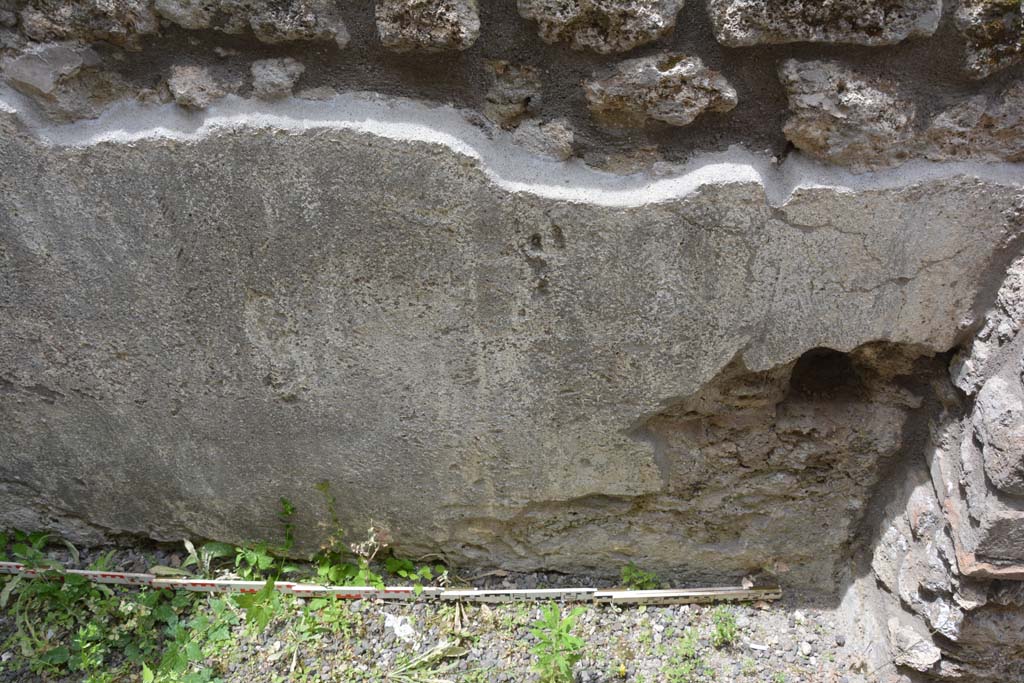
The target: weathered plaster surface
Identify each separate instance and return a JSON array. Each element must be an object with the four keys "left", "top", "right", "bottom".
[{"left": 2, "top": 91, "right": 1022, "bottom": 591}]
